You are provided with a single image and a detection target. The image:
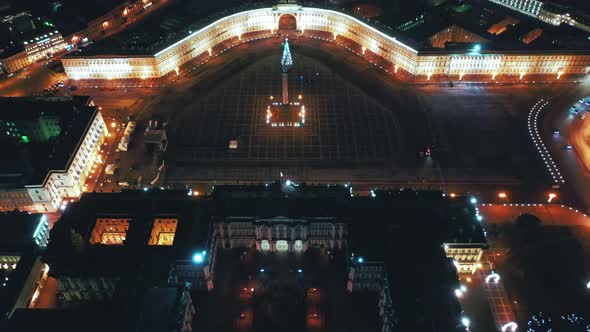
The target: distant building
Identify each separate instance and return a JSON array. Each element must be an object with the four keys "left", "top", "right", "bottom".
[
  {"left": 62, "top": 4, "right": 590, "bottom": 86},
  {"left": 0, "top": 97, "right": 108, "bottom": 213},
  {"left": 488, "top": 0, "right": 544, "bottom": 19},
  {"left": 488, "top": 0, "right": 590, "bottom": 32},
  {"left": 0, "top": 29, "right": 66, "bottom": 74},
  {"left": 0, "top": 12, "right": 37, "bottom": 40},
  {"left": 0, "top": 0, "right": 165, "bottom": 74},
  {"left": 0, "top": 212, "right": 50, "bottom": 319}
]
